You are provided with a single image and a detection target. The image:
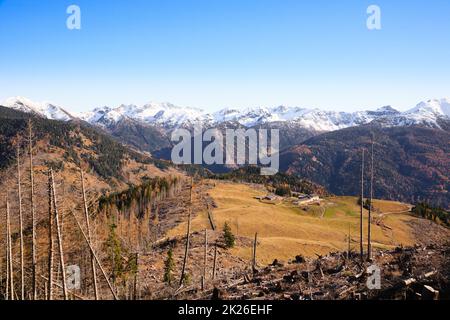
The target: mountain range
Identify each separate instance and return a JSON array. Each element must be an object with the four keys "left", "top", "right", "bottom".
[
  {"left": 4, "top": 96, "right": 450, "bottom": 132},
  {"left": 1, "top": 96, "right": 449, "bottom": 207}
]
